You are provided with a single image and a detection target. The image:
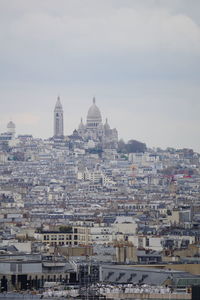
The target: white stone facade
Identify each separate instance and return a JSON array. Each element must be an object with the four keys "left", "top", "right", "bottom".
[{"left": 77, "top": 98, "right": 118, "bottom": 149}]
